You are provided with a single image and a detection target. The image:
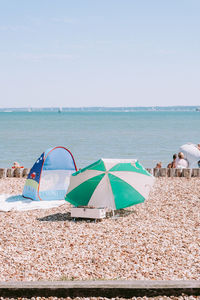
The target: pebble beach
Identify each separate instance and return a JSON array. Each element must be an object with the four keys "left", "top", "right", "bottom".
[{"left": 0, "top": 177, "right": 199, "bottom": 283}]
